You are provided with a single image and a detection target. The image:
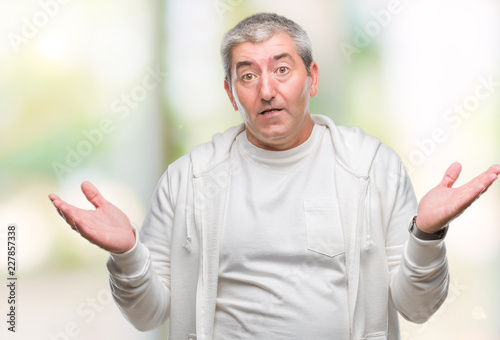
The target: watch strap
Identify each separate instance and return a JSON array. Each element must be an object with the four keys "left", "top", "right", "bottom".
[{"left": 409, "top": 215, "right": 448, "bottom": 240}]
